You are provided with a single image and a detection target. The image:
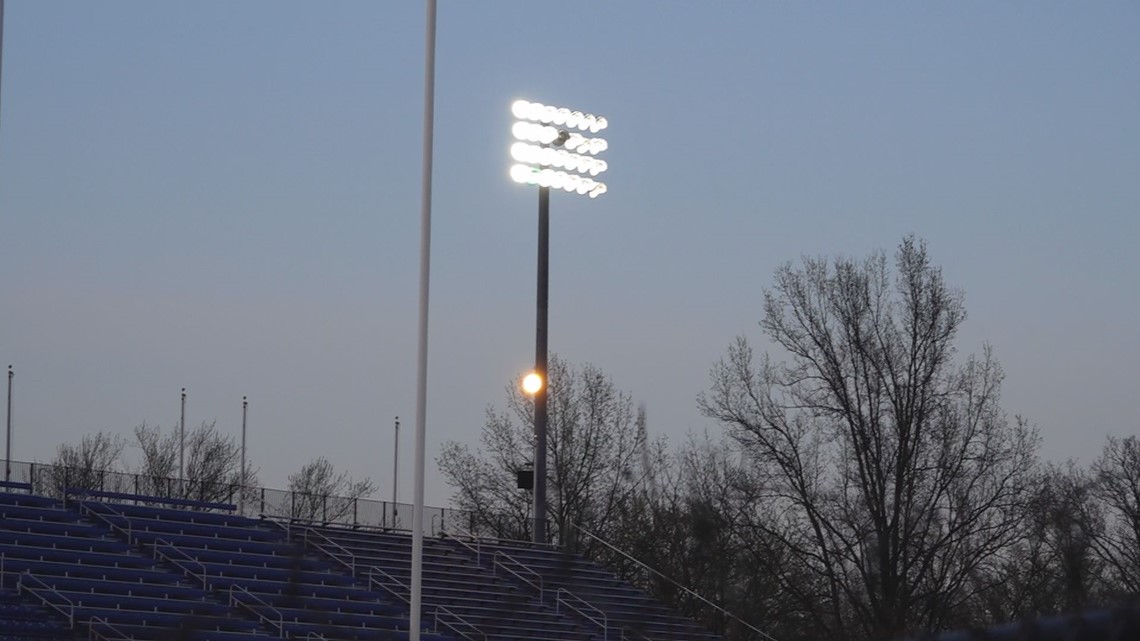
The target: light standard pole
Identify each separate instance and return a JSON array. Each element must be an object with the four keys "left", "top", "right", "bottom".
[
  {"left": 5, "top": 365, "right": 12, "bottom": 483},
  {"left": 180, "top": 387, "right": 186, "bottom": 495},
  {"left": 509, "top": 99, "right": 608, "bottom": 544},
  {"left": 240, "top": 396, "right": 247, "bottom": 515}
]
